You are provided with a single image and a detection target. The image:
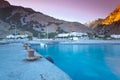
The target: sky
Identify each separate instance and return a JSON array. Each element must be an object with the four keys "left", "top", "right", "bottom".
[{"left": 6, "top": 0, "right": 120, "bottom": 23}]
